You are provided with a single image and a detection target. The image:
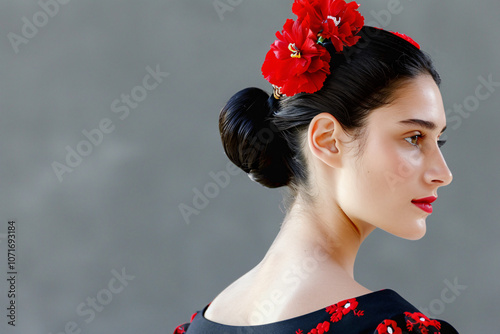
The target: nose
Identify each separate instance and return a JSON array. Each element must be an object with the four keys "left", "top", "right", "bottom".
[{"left": 424, "top": 147, "right": 453, "bottom": 187}]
